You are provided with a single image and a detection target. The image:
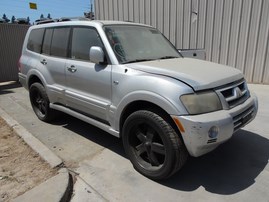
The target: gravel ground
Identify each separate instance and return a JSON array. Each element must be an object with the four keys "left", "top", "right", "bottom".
[{"left": 0, "top": 117, "right": 57, "bottom": 202}]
